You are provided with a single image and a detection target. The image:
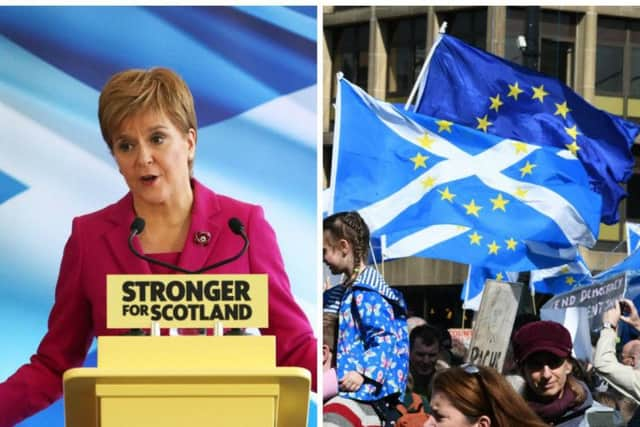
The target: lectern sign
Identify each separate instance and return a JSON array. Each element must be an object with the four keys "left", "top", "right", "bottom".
[{"left": 107, "top": 274, "right": 268, "bottom": 328}]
